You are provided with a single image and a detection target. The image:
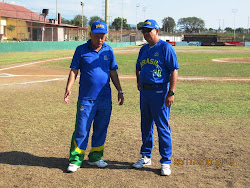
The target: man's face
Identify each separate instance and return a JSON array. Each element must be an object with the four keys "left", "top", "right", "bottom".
[
  {"left": 90, "top": 33, "right": 106, "bottom": 49},
  {"left": 141, "top": 28, "right": 158, "bottom": 43}
]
